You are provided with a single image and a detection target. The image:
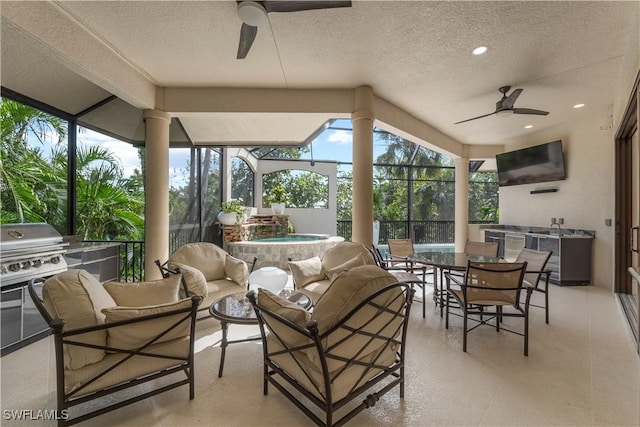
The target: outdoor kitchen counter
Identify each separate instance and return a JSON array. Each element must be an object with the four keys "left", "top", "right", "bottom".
[{"left": 64, "top": 241, "right": 120, "bottom": 283}]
